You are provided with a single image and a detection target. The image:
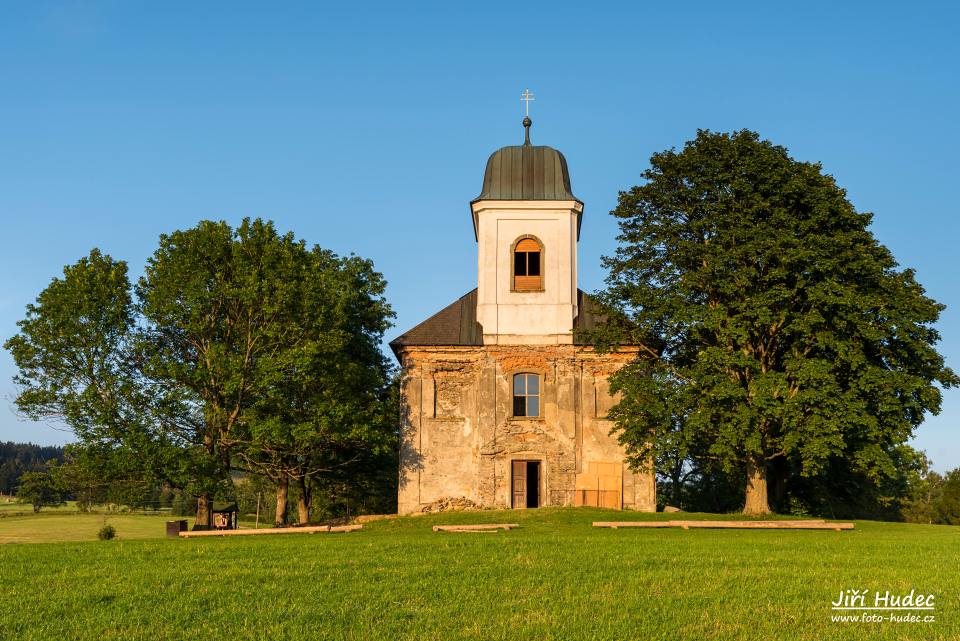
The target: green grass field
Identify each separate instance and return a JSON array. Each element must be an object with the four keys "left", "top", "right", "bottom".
[
  {"left": 0, "top": 499, "right": 80, "bottom": 515},
  {"left": 0, "top": 512, "right": 194, "bottom": 543},
  {"left": 0, "top": 508, "right": 956, "bottom": 640}
]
